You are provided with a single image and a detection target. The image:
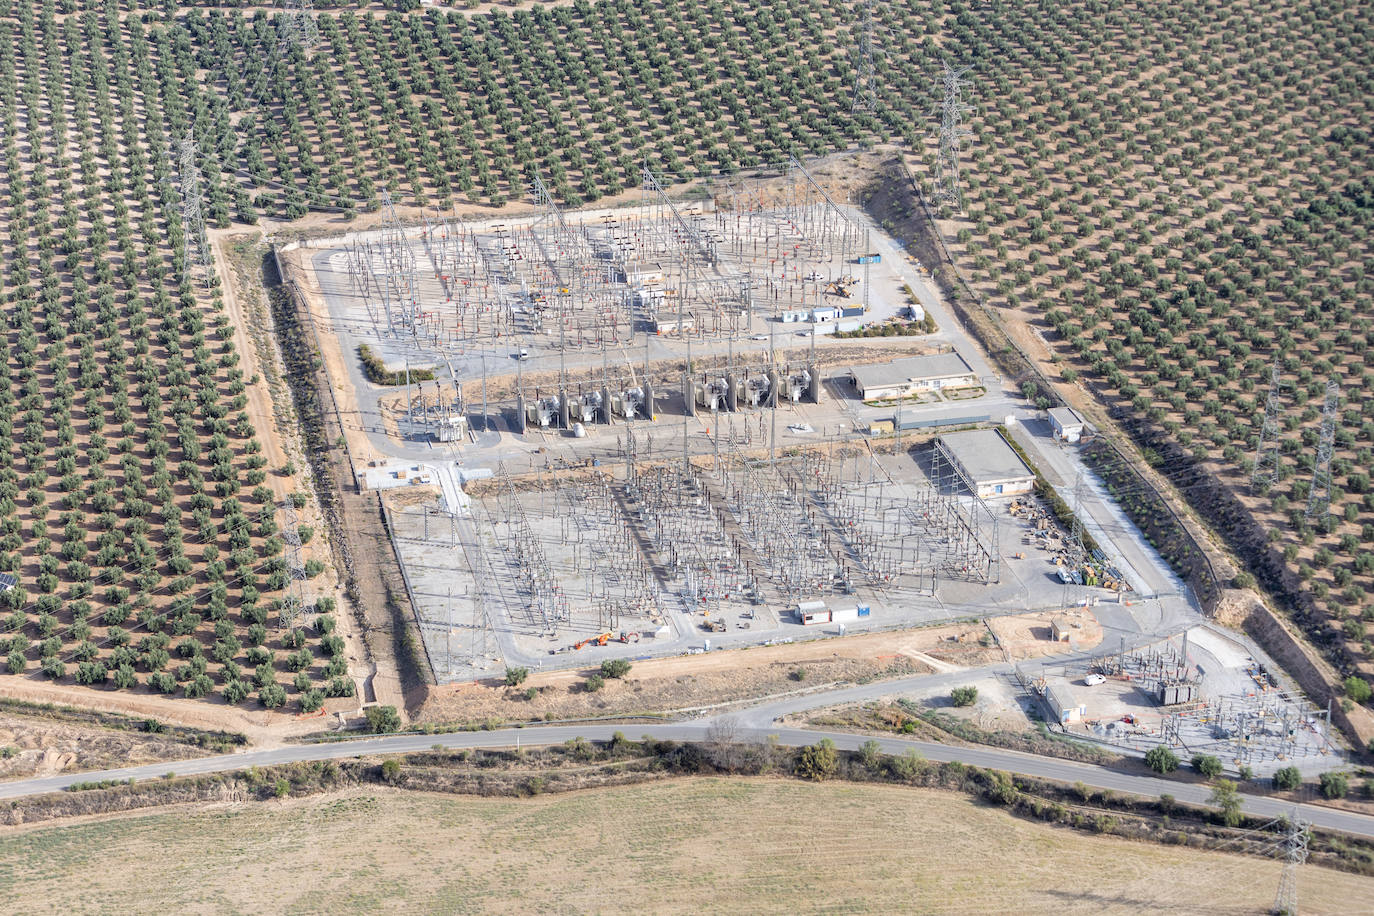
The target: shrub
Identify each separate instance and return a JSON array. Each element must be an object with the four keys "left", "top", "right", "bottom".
[
  {"left": 504, "top": 666, "right": 529, "bottom": 686},
  {"left": 1344, "top": 676, "right": 1372, "bottom": 705},
  {"left": 1191, "top": 754, "right": 1224, "bottom": 779},
  {"left": 601, "top": 658, "right": 632, "bottom": 679},
  {"left": 1145, "top": 746, "right": 1180, "bottom": 774},
  {"left": 795, "top": 738, "right": 838, "bottom": 781},
  {"left": 359, "top": 344, "right": 435, "bottom": 386},
  {"left": 585, "top": 674, "right": 604, "bottom": 692},
  {"left": 1273, "top": 766, "right": 1302, "bottom": 791},
  {"left": 299, "top": 689, "right": 324, "bottom": 714},
  {"left": 1319, "top": 771, "right": 1349, "bottom": 800},
  {"left": 381, "top": 758, "right": 402, "bottom": 782},
  {"left": 951, "top": 686, "right": 979, "bottom": 707},
  {"left": 365, "top": 705, "right": 402, "bottom": 734}
]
